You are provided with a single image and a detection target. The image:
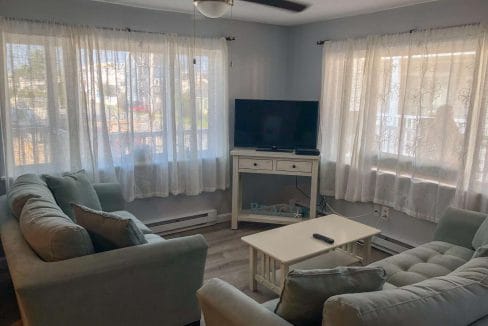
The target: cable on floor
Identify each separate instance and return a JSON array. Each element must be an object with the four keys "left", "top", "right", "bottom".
[
  {"left": 325, "top": 200, "right": 377, "bottom": 219},
  {"left": 294, "top": 180, "right": 380, "bottom": 220},
  {"left": 295, "top": 176, "right": 310, "bottom": 199}
]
